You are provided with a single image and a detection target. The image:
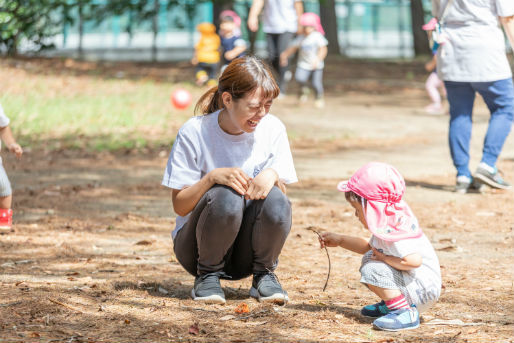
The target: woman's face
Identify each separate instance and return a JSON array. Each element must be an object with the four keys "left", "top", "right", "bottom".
[
  {"left": 349, "top": 198, "right": 368, "bottom": 229},
  {"left": 221, "top": 87, "right": 273, "bottom": 135}
]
